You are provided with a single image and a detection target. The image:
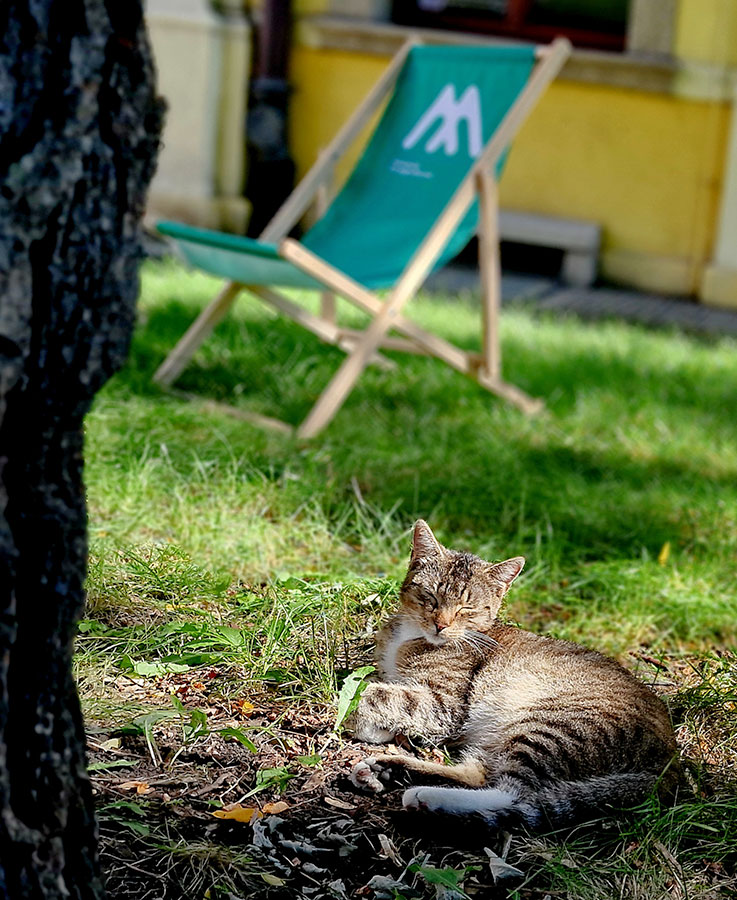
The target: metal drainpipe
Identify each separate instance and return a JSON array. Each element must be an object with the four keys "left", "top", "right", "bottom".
[{"left": 245, "top": 0, "right": 296, "bottom": 236}]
